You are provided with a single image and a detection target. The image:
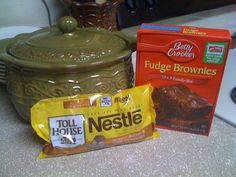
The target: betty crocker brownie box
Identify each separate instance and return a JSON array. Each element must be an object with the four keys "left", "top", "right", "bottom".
[{"left": 136, "top": 23, "right": 232, "bottom": 135}]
